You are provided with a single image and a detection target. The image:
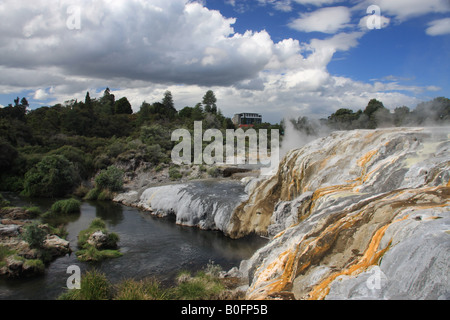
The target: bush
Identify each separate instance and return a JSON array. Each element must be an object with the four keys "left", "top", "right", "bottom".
[
  {"left": 83, "top": 187, "right": 101, "bottom": 200},
  {"left": 0, "top": 194, "right": 11, "bottom": 208},
  {"left": 0, "top": 245, "right": 16, "bottom": 267},
  {"left": 95, "top": 166, "right": 123, "bottom": 192},
  {"left": 23, "top": 206, "right": 42, "bottom": 218},
  {"left": 51, "top": 199, "right": 81, "bottom": 214},
  {"left": 76, "top": 218, "right": 121, "bottom": 262},
  {"left": 21, "top": 222, "right": 47, "bottom": 249},
  {"left": 97, "top": 189, "right": 114, "bottom": 201},
  {"left": 22, "top": 155, "right": 80, "bottom": 197},
  {"left": 169, "top": 166, "right": 182, "bottom": 180},
  {"left": 207, "top": 167, "right": 220, "bottom": 178}
]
